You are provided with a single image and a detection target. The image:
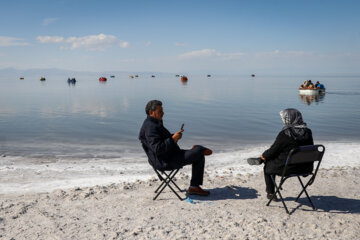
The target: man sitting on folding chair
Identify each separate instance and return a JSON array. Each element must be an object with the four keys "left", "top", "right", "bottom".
[
  {"left": 247, "top": 108, "right": 314, "bottom": 200},
  {"left": 139, "top": 100, "right": 213, "bottom": 198}
]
